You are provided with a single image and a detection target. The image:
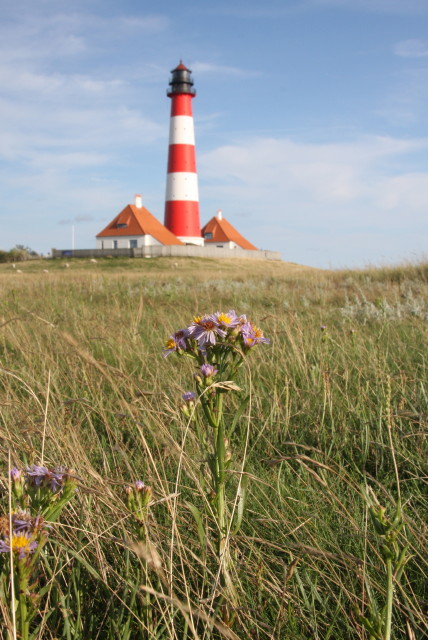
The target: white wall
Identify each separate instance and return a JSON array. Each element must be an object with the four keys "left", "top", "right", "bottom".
[
  {"left": 205, "top": 241, "right": 237, "bottom": 249},
  {"left": 96, "top": 235, "right": 162, "bottom": 249}
]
